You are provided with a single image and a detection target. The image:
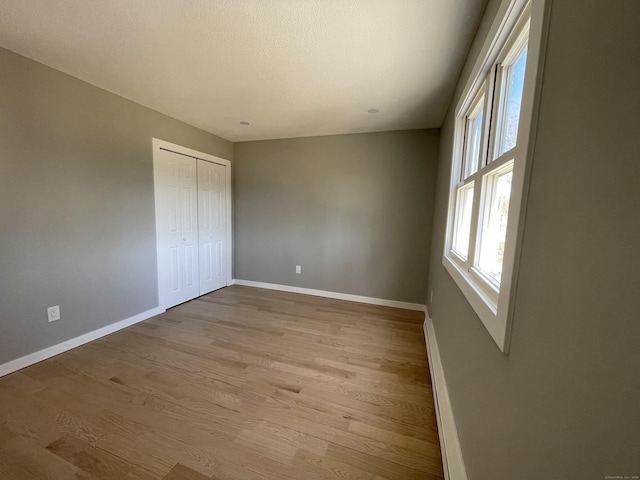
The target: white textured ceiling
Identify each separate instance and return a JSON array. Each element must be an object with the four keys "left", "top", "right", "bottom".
[{"left": 0, "top": 0, "right": 487, "bottom": 142}]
